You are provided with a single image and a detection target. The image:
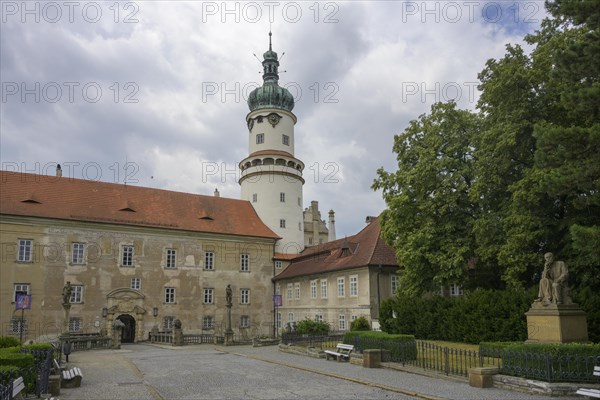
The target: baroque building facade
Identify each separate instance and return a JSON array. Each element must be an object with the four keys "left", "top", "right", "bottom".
[{"left": 0, "top": 171, "right": 278, "bottom": 342}]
